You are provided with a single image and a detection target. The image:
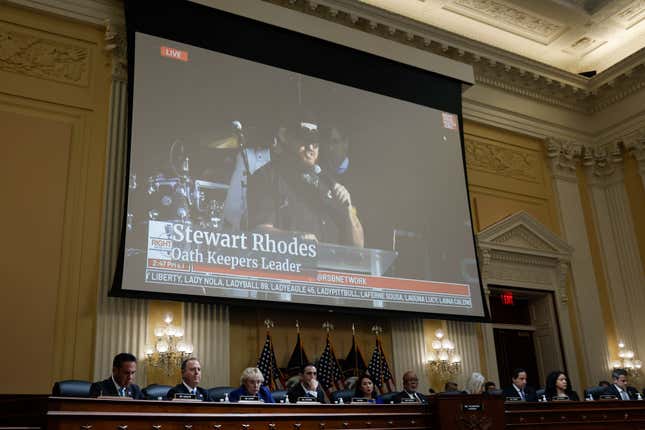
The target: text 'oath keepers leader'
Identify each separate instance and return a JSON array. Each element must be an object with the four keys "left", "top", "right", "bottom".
[{"left": 247, "top": 120, "right": 364, "bottom": 248}]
